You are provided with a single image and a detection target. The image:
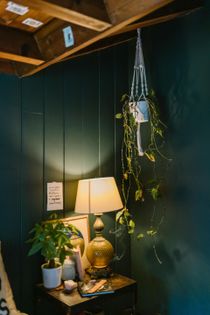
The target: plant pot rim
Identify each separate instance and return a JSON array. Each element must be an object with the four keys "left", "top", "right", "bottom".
[{"left": 41, "top": 262, "right": 62, "bottom": 270}]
